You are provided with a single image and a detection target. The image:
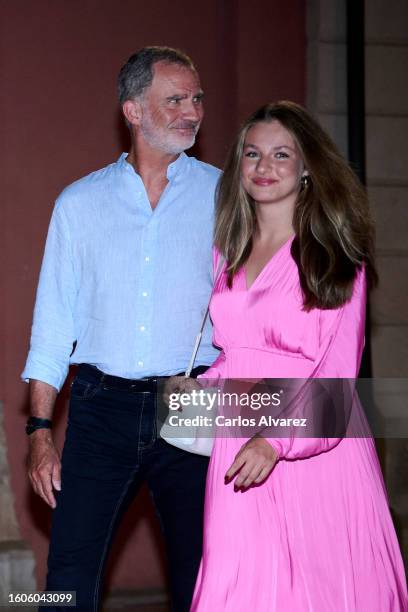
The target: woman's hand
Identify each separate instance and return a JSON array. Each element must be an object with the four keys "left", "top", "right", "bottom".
[
  {"left": 163, "top": 376, "right": 202, "bottom": 408},
  {"left": 225, "top": 435, "right": 279, "bottom": 491}
]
